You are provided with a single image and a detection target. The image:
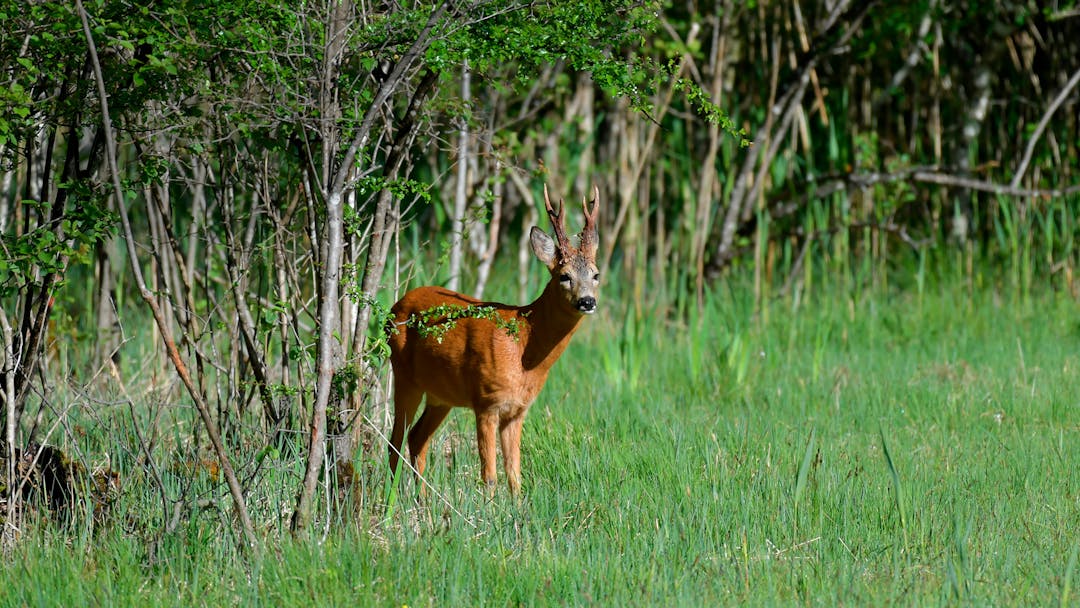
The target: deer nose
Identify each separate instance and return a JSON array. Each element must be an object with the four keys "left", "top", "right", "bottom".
[{"left": 576, "top": 296, "right": 597, "bottom": 314}]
